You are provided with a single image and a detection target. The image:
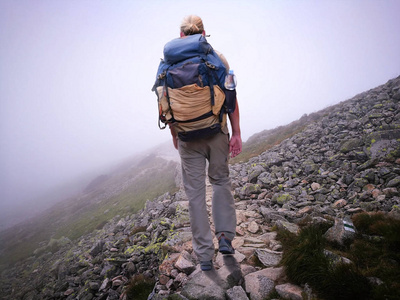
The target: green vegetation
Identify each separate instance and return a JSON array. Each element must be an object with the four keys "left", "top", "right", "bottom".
[
  {"left": 265, "top": 290, "right": 288, "bottom": 300},
  {"left": 124, "top": 274, "right": 156, "bottom": 300},
  {"left": 230, "top": 124, "right": 305, "bottom": 164},
  {"left": 351, "top": 212, "right": 400, "bottom": 298},
  {"left": 0, "top": 158, "right": 178, "bottom": 269},
  {"left": 277, "top": 212, "right": 400, "bottom": 300},
  {"left": 54, "top": 169, "right": 176, "bottom": 241},
  {"left": 230, "top": 111, "right": 326, "bottom": 164}
]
